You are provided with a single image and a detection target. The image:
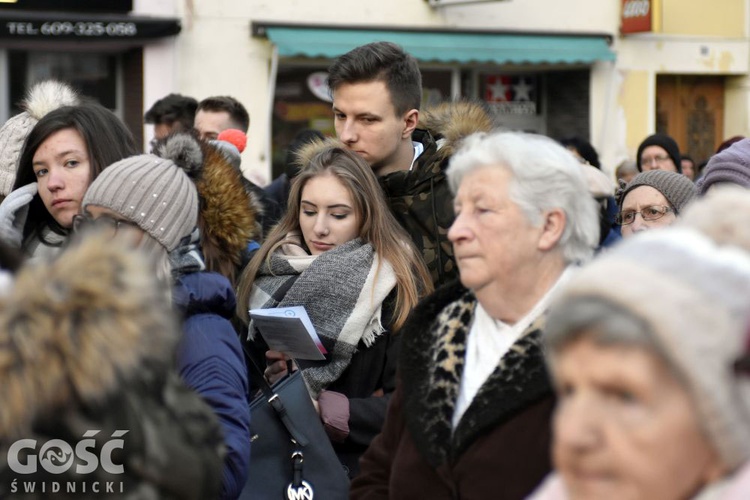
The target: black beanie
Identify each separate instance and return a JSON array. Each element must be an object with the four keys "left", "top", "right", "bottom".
[{"left": 636, "top": 133, "right": 682, "bottom": 174}]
